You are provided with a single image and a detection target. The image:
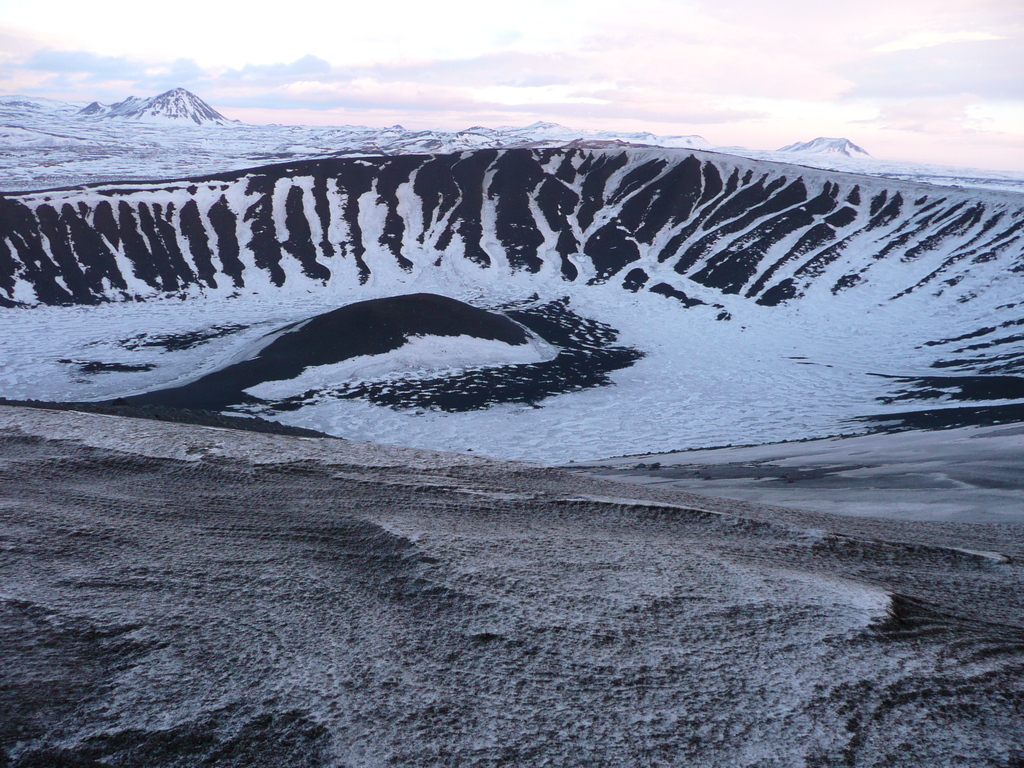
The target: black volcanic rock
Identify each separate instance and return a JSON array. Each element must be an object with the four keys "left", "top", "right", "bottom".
[
  {"left": 649, "top": 282, "right": 706, "bottom": 307},
  {"left": 118, "top": 294, "right": 643, "bottom": 414},
  {"left": 260, "top": 296, "right": 645, "bottom": 413},
  {"left": 122, "top": 293, "right": 533, "bottom": 409}
]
